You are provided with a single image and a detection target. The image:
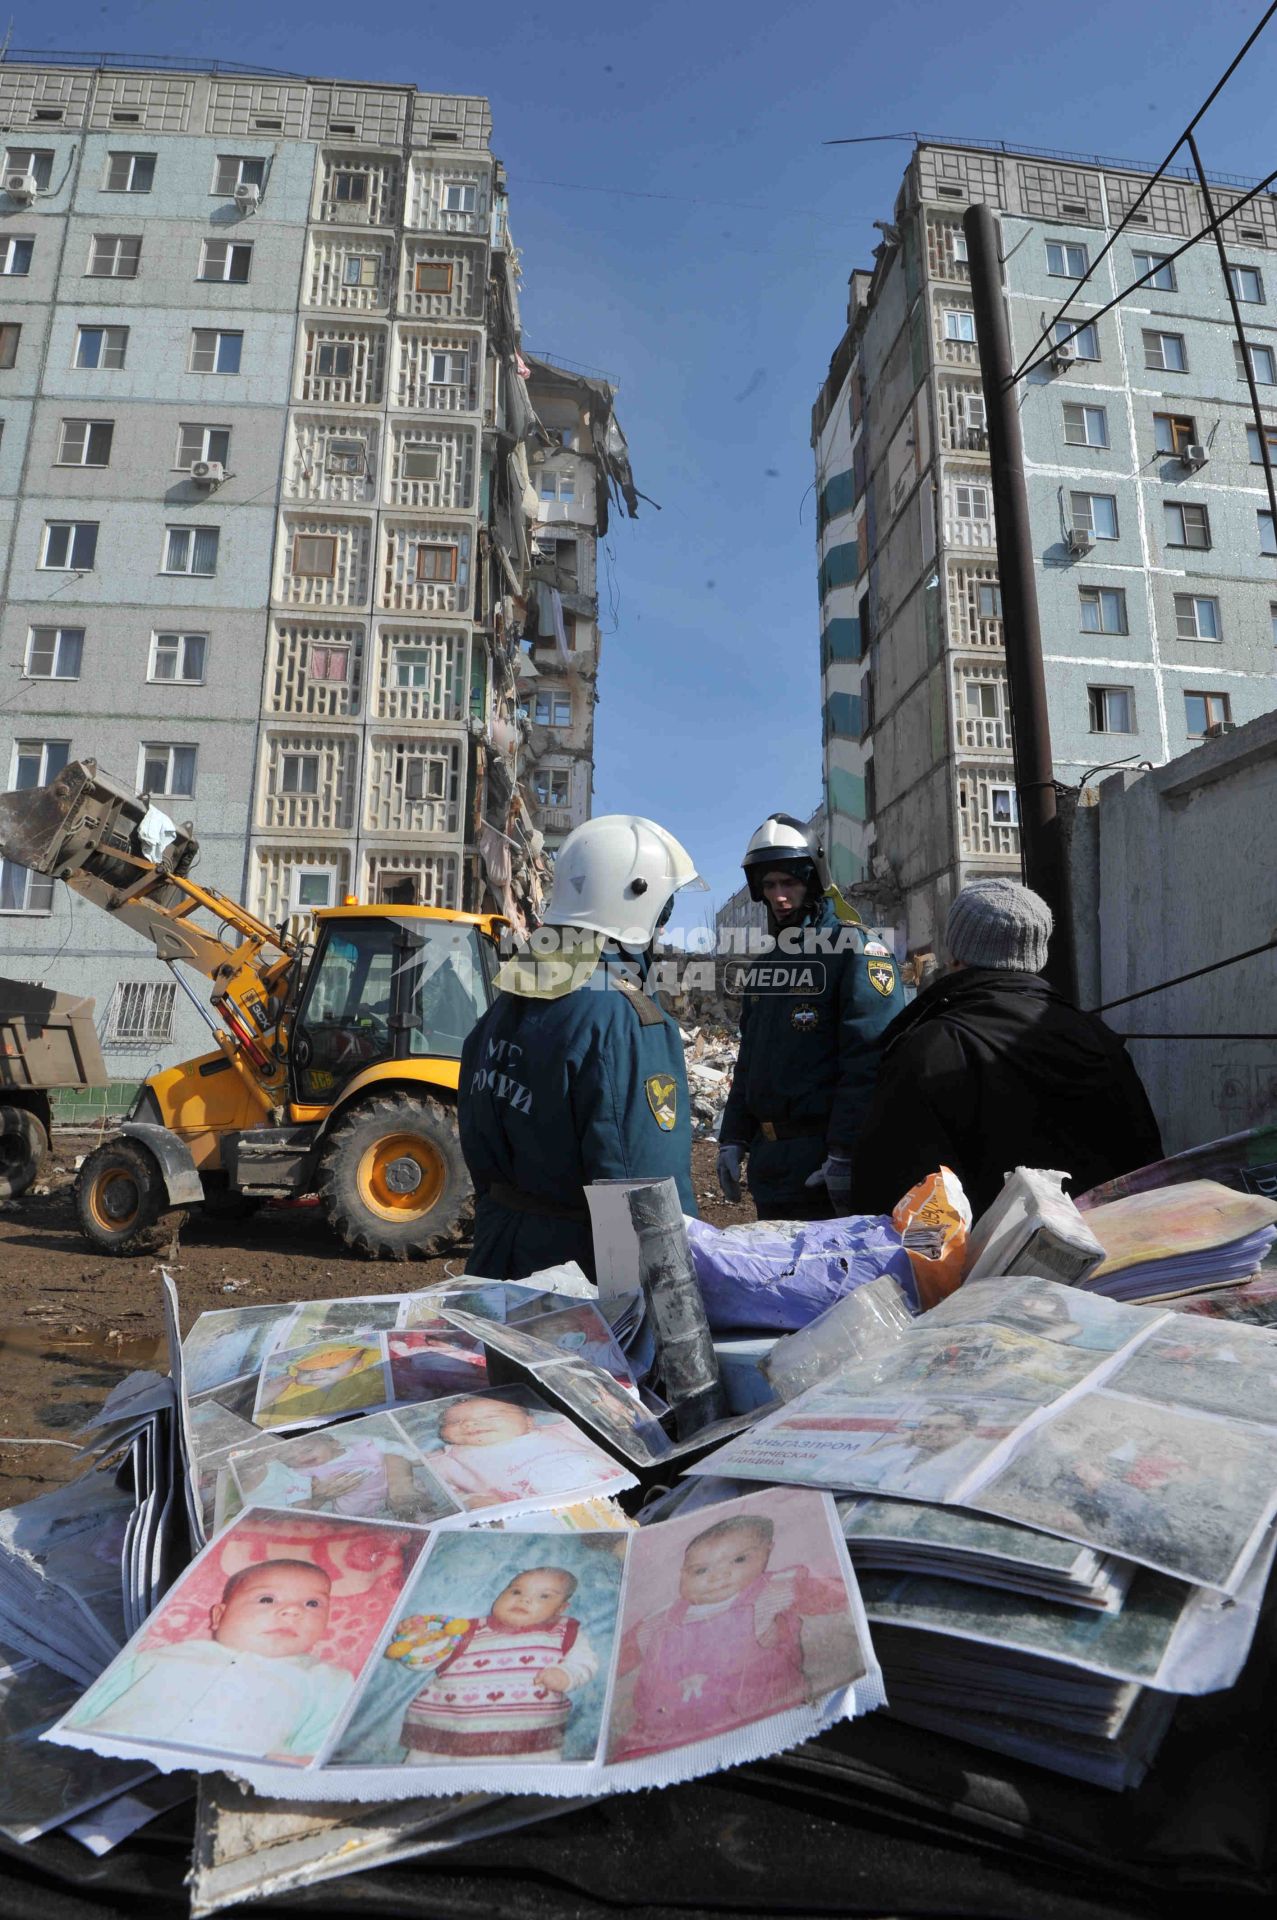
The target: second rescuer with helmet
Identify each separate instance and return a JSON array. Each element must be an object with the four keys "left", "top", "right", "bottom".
[
  {"left": 717, "top": 813, "right": 905, "bottom": 1219},
  {"left": 458, "top": 814, "right": 705, "bottom": 1281}
]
